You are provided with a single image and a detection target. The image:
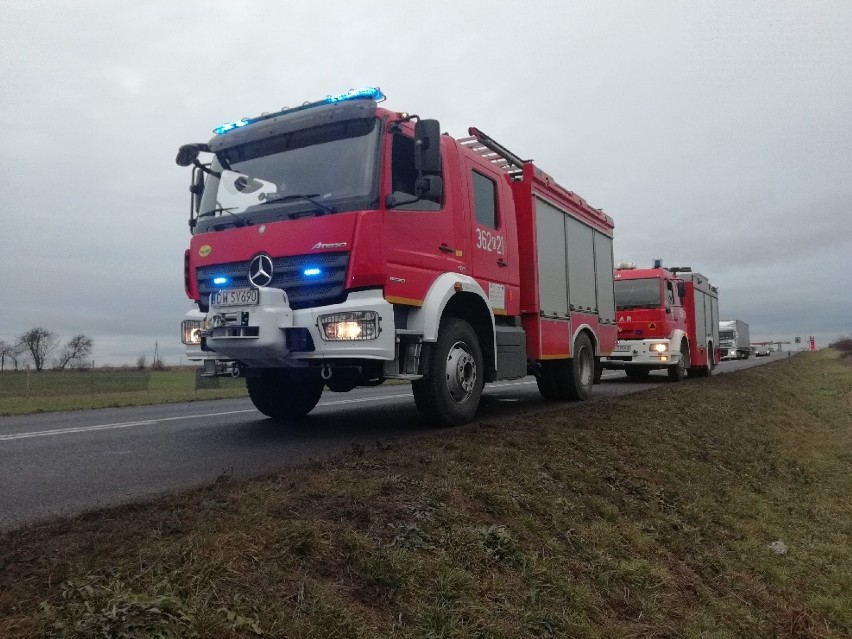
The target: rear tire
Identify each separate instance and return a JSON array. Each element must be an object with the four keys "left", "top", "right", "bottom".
[
  {"left": 246, "top": 370, "right": 324, "bottom": 420},
  {"left": 412, "top": 317, "right": 484, "bottom": 427},
  {"left": 536, "top": 333, "right": 594, "bottom": 401},
  {"left": 566, "top": 334, "right": 594, "bottom": 400},
  {"left": 688, "top": 345, "right": 715, "bottom": 378},
  {"left": 536, "top": 361, "right": 563, "bottom": 401}
]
